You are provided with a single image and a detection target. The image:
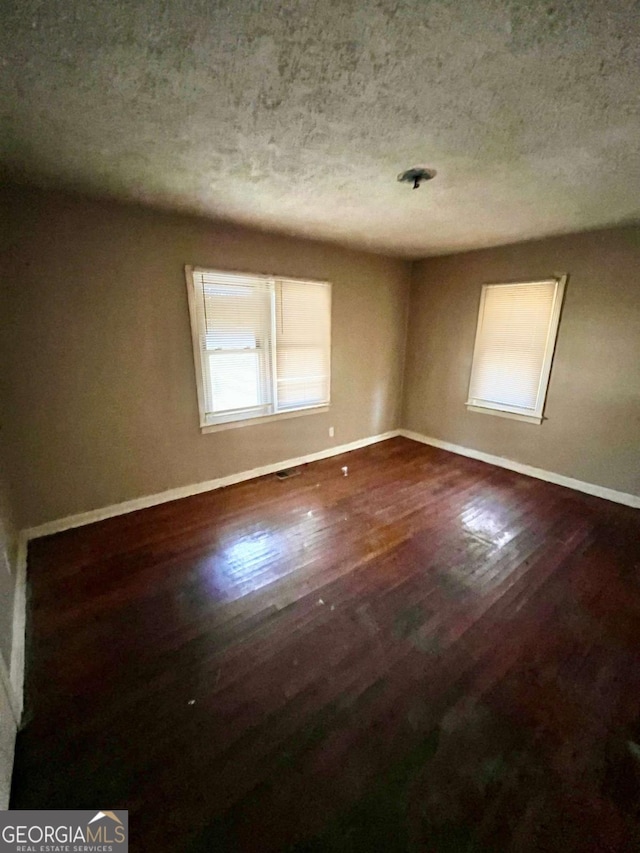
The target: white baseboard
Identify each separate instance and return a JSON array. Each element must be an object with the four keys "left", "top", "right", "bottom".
[
  {"left": 0, "top": 647, "right": 19, "bottom": 726},
  {"left": 9, "top": 533, "right": 27, "bottom": 723},
  {"left": 24, "top": 430, "right": 401, "bottom": 542},
  {"left": 0, "top": 665, "right": 16, "bottom": 808},
  {"left": 0, "top": 535, "right": 27, "bottom": 808},
  {"left": 399, "top": 429, "right": 640, "bottom": 509}
]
